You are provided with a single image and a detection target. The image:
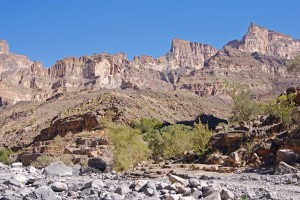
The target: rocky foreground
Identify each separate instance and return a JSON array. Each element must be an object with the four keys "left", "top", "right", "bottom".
[{"left": 1, "top": 161, "right": 300, "bottom": 200}]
